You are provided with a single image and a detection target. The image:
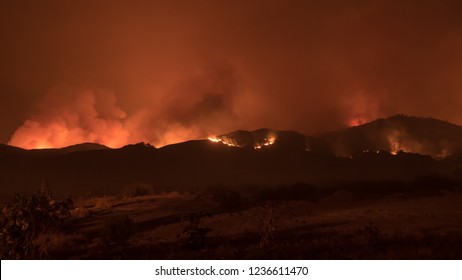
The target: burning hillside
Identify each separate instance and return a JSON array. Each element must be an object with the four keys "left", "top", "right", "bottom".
[{"left": 206, "top": 116, "right": 462, "bottom": 159}]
